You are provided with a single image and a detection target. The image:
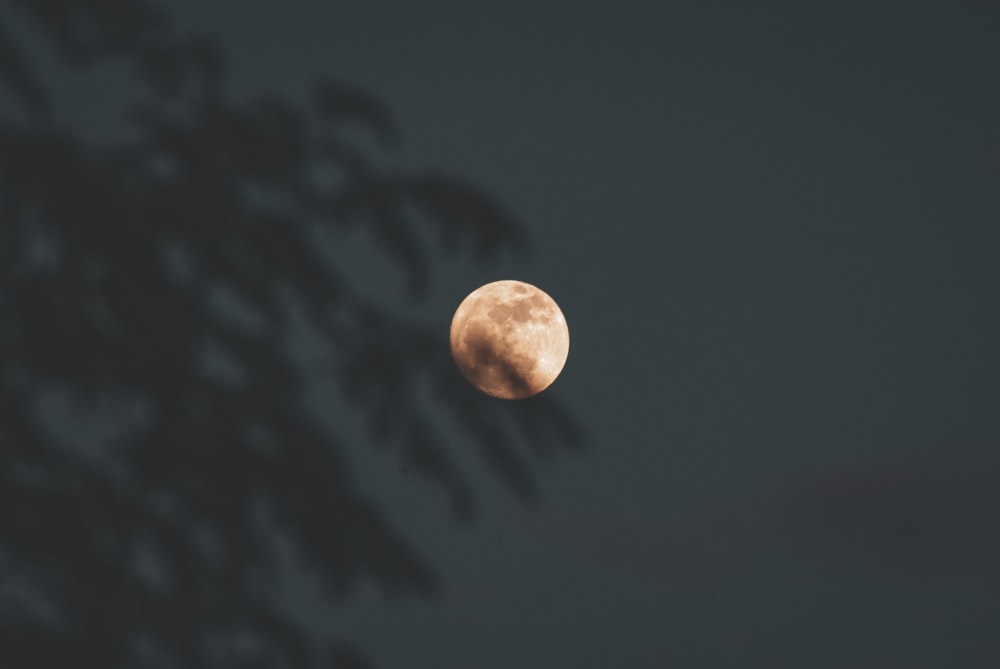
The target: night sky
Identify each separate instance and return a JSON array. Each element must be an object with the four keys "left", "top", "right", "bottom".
[{"left": 3, "top": 0, "right": 999, "bottom": 667}]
